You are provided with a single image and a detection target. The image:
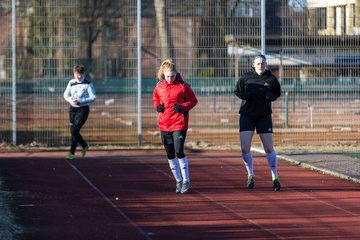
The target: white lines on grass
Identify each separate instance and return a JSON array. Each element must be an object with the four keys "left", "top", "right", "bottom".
[{"left": 66, "top": 161, "right": 152, "bottom": 240}]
